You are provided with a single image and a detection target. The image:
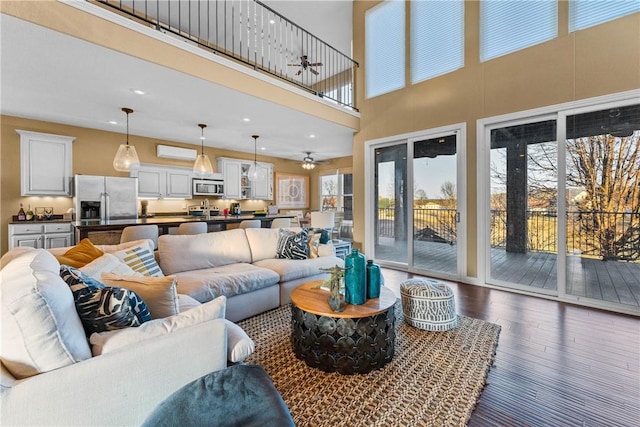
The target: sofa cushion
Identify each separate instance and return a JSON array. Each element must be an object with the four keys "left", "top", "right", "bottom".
[
  {"left": 100, "top": 273, "right": 179, "bottom": 319},
  {"left": 0, "top": 249, "right": 92, "bottom": 379},
  {"left": 89, "top": 296, "right": 226, "bottom": 356},
  {"left": 173, "top": 263, "right": 280, "bottom": 303},
  {"left": 158, "top": 229, "right": 252, "bottom": 275},
  {"left": 60, "top": 266, "right": 152, "bottom": 335},
  {"left": 244, "top": 227, "right": 303, "bottom": 262},
  {"left": 54, "top": 238, "right": 104, "bottom": 268},
  {"left": 276, "top": 229, "right": 309, "bottom": 260},
  {"left": 253, "top": 256, "right": 345, "bottom": 283},
  {"left": 178, "top": 294, "right": 202, "bottom": 312},
  {"left": 0, "top": 246, "right": 35, "bottom": 269}
]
